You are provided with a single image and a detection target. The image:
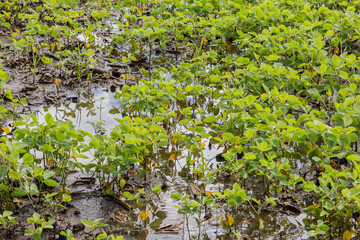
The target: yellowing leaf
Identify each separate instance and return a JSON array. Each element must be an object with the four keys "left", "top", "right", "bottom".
[
  {"left": 146, "top": 166, "right": 152, "bottom": 172},
  {"left": 331, "top": 161, "right": 337, "bottom": 168},
  {"left": 138, "top": 210, "right": 149, "bottom": 221},
  {"left": 169, "top": 153, "right": 175, "bottom": 161},
  {"left": 50, "top": 43, "right": 57, "bottom": 52},
  {"left": 32, "top": 45, "right": 37, "bottom": 54},
  {"left": 200, "top": 142, "right": 206, "bottom": 149},
  {"left": 205, "top": 191, "right": 212, "bottom": 196},
  {"left": 52, "top": 78, "right": 61, "bottom": 87},
  {"left": 1, "top": 127, "right": 10, "bottom": 134},
  {"left": 225, "top": 213, "right": 234, "bottom": 227},
  {"left": 343, "top": 229, "right": 353, "bottom": 240},
  {"left": 129, "top": 170, "right": 135, "bottom": 177},
  {"left": 125, "top": 21, "right": 129, "bottom": 27},
  {"left": 46, "top": 158, "right": 53, "bottom": 166},
  {"left": 190, "top": 159, "right": 196, "bottom": 165},
  {"left": 59, "top": 188, "right": 71, "bottom": 195},
  {"left": 144, "top": 148, "right": 150, "bottom": 155},
  {"left": 120, "top": 178, "right": 126, "bottom": 188},
  {"left": 259, "top": 218, "right": 264, "bottom": 229}
]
